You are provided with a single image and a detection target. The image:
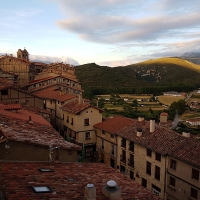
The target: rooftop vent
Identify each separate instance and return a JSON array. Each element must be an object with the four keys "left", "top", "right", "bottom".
[
  {"left": 84, "top": 183, "right": 96, "bottom": 200},
  {"left": 137, "top": 128, "right": 142, "bottom": 137},
  {"left": 150, "top": 118, "right": 155, "bottom": 133},
  {"left": 102, "top": 180, "right": 121, "bottom": 200},
  {"left": 138, "top": 116, "right": 144, "bottom": 122},
  {"left": 182, "top": 132, "right": 190, "bottom": 138}
]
